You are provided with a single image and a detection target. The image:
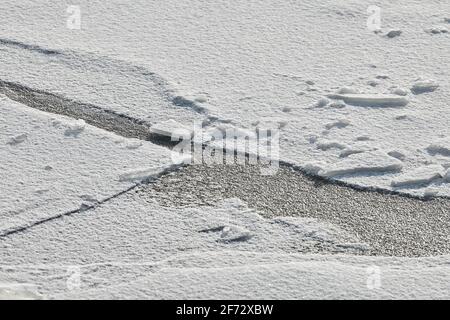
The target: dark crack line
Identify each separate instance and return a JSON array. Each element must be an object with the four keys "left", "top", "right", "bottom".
[{"left": 0, "top": 164, "right": 186, "bottom": 239}]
